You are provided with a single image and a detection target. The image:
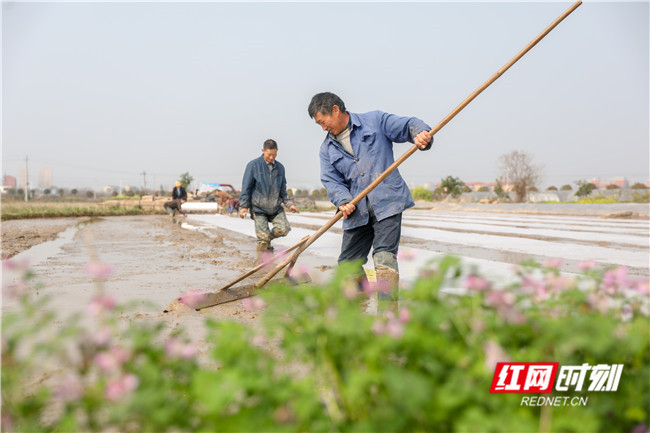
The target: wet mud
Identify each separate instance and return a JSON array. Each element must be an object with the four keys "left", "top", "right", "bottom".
[{"left": 2, "top": 215, "right": 291, "bottom": 363}]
